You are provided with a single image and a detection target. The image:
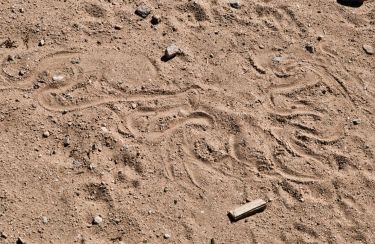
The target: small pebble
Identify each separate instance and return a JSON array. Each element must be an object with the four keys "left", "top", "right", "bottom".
[
  {"left": 52, "top": 74, "right": 65, "bottom": 82},
  {"left": 93, "top": 215, "right": 103, "bottom": 225},
  {"left": 230, "top": 0, "right": 241, "bottom": 9},
  {"left": 63, "top": 137, "right": 70, "bottom": 147},
  {"left": 39, "top": 39, "right": 45, "bottom": 46},
  {"left": 305, "top": 43, "right": 315, "bottom": 53},
  {"left": 43, "top": 131, "right": 50, "bottom": 138},
  {"left": 0, "top": 232, "right": 7, "bottom": 239},
  {"left": 114, "top": 25, "right": 123, "bottom": 30},
  {"left": 272, "top": 56, "right": 283, "bottom": 64},
  {"left": 19, "top": 70, "right": 27, "bottom": 76},
  {"left": 42, "top": 216, "right": 48, "bottom": 224},
  {"left": 164, "top": 233, "right": 171, "bottom": 239},
  {"left": 151, "top": 15, "right": 161, "bottom": 25},
  {"left": 363, "top": 44, "right": 374, "bottom": 55},
  {"left": 135, "top": 5, "right": 151, "bottom": 18},
  {"left": 7, "top": 55, "right": 15, "bottom": 62},
  {"left": 101, "top": 126, "right": 109, "bottom": 133},
  {"left": 71, "top": 58, "right": 80, "bottom": 64},
  {"left": 163, "top": 44, "right": 182, "bottom": 61},
  {"left": 352, "top": 119, "right": 361, "bottom": 125},
  {"left": 16, "top": 238, "right": 26, "bottom": 244},
  {"left": 131, "top": 103, "right": 137, "bottom": 109}
]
